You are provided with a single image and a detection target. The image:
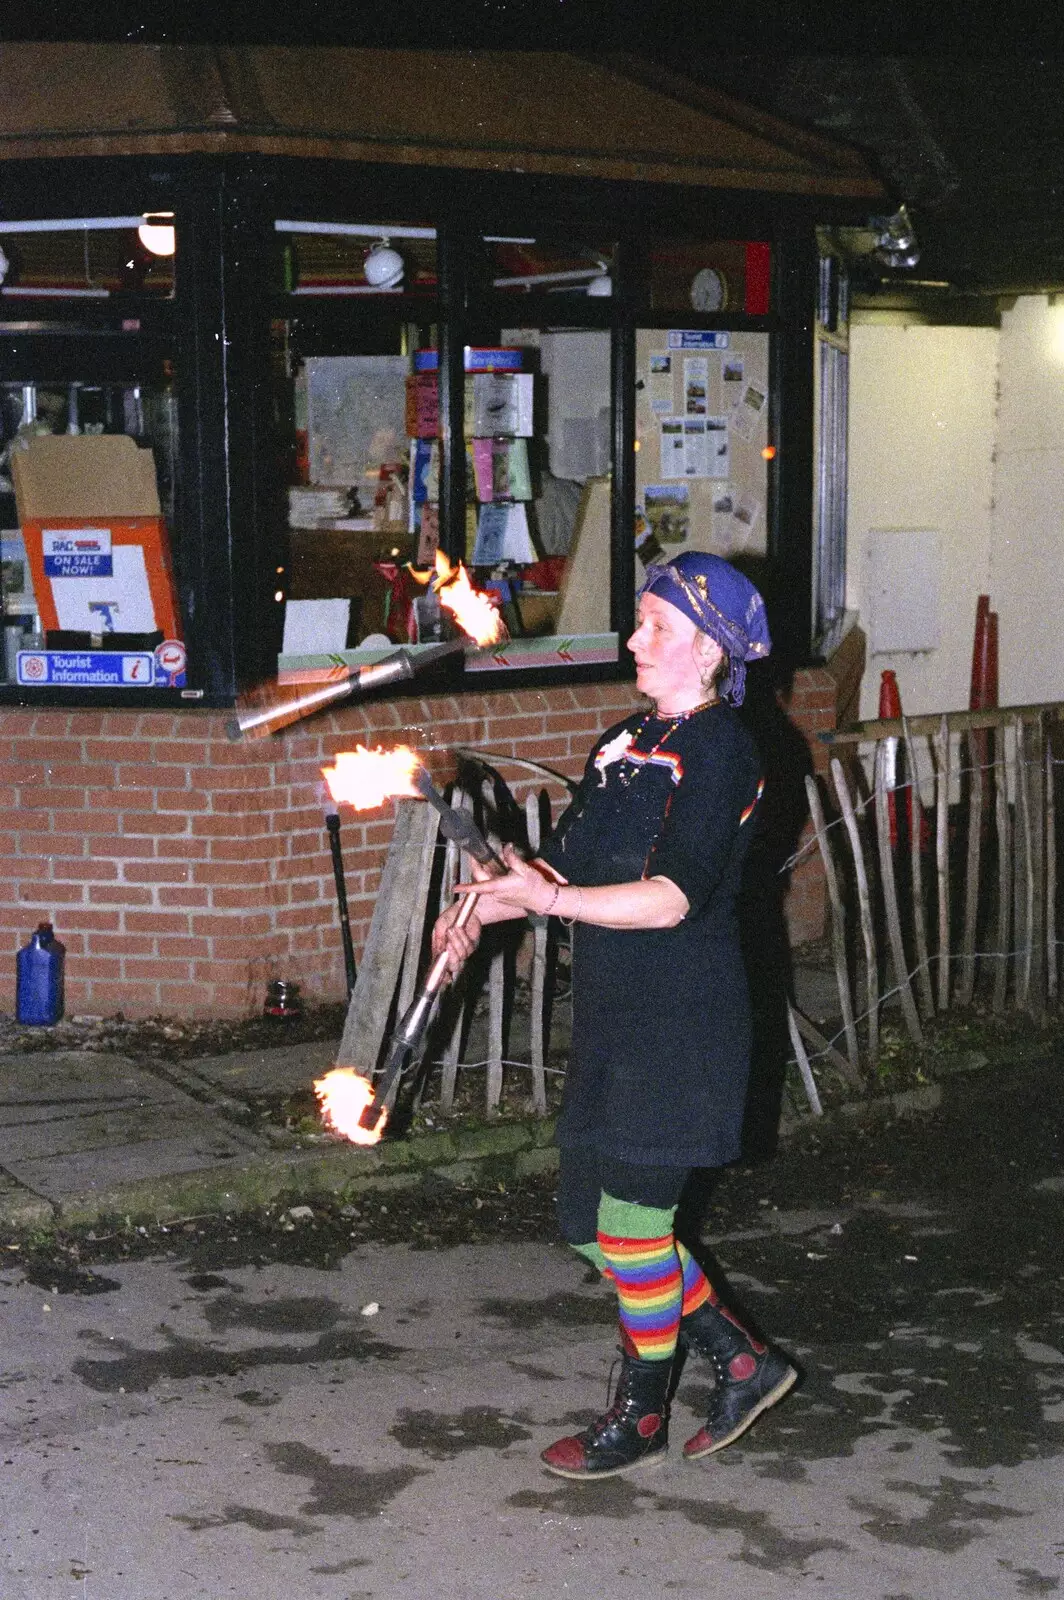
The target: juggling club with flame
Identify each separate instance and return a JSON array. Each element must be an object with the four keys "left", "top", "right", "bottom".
[
  {"left": 316, "top": 752, "right": 505, "bottom": 1139},
  {"left": 227, "top": 555, "right": 507, "bottom": 742}
]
